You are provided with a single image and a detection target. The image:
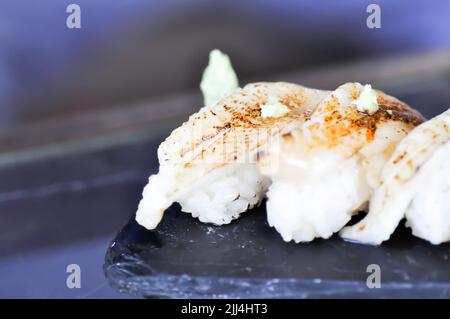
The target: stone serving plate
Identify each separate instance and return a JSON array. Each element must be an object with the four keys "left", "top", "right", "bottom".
[
  {"left": 102, "top": 52, "right": 450, "bottom": 299},
  {"left": 104, "top": 204, "right": 450, "bottom": 298}
]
